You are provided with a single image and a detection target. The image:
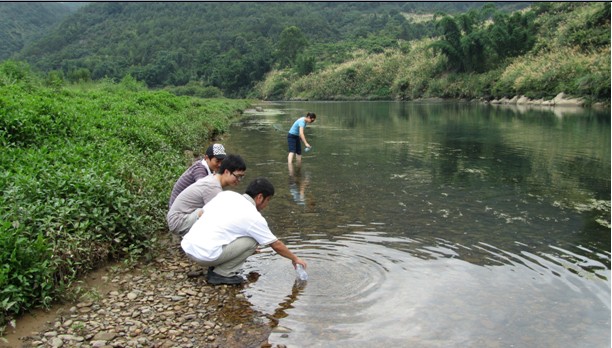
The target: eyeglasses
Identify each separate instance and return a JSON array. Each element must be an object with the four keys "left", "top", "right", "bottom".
[{"left": 231, "top": 172, "right": 245, "bottom": 181}]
